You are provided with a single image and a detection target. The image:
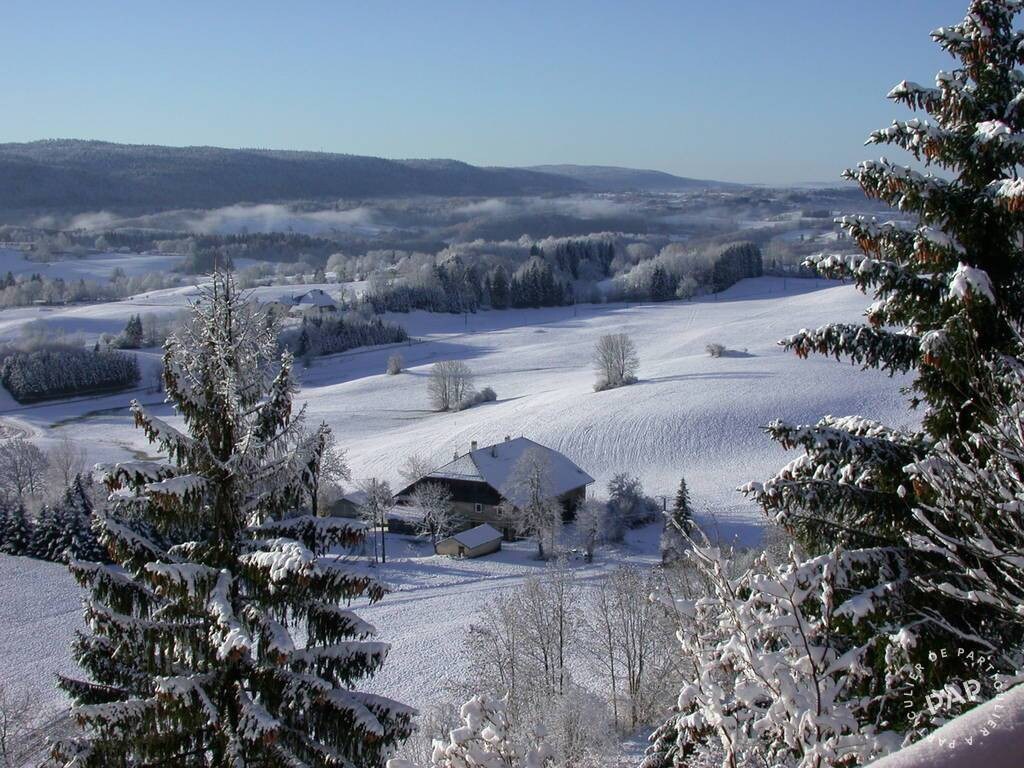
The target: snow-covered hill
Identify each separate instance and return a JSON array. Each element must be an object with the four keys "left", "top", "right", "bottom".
[
  {"left": 0, "top": 275, "right": 920, "bottom": 747},
  {"left": 2, "top": 276, "right": 913, "bottom": 543}
]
